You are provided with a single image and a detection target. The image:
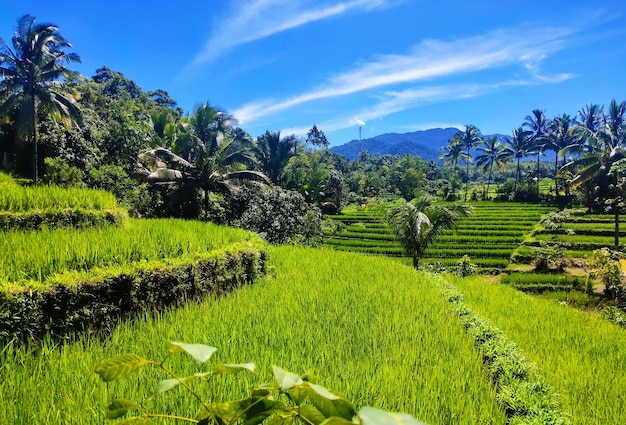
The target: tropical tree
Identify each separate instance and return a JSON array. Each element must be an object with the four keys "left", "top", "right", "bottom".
[
  {"left": 568, "top": 104, "right": 604, "bottom": 157},
  {"left": 562, "top": 99, "right": 626, "bottom": 246},
  {"left": 546, "top": 113, "right": 573, "bottom": 197},
  {"left": 475, "top": 136, "right": 508, "bottom": 199},
  {"left": 524, "top": 109, "right": 549, "bottom": 196},
  {"left": 252, "top": 130, "right": 299, "bottom": 185},
  {"left": 306, "top": 124, "right": 329, "bottom": 149},
  {"left": 387, "top": 196, "right": 471, "bottom": 269},
  {"left": 0, "top": 14, "right": 82, "bottom": 182},
  {"left": 503, "top": 127, "right": 533, "bottom": 194},
  {"left": 439, "top": 136, "right": 468, "bottom": 198},
  {"left": 451, "top": 125, "right": 482, "bottom": 201}
]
